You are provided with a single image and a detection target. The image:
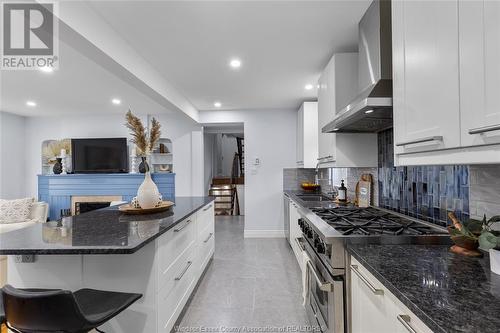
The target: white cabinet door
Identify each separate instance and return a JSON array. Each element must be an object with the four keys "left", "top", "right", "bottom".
[
  {"left": 296, "top": 102, "right": 318, "bottom": 168},
  {"left": 350, "top": 261, "right": 393, "bottom": 333},
  {"left": 317, "top": 65, "right": 335, "bottom": 162},
  {"left": 393, "top": 0, "right": 460, "bottom": 154},
  {"left": 296, "top": 106, "right": 304, "bottom": 166},
  {"left": 459, "top": 0, "right": 500, "bottom": 147}
]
